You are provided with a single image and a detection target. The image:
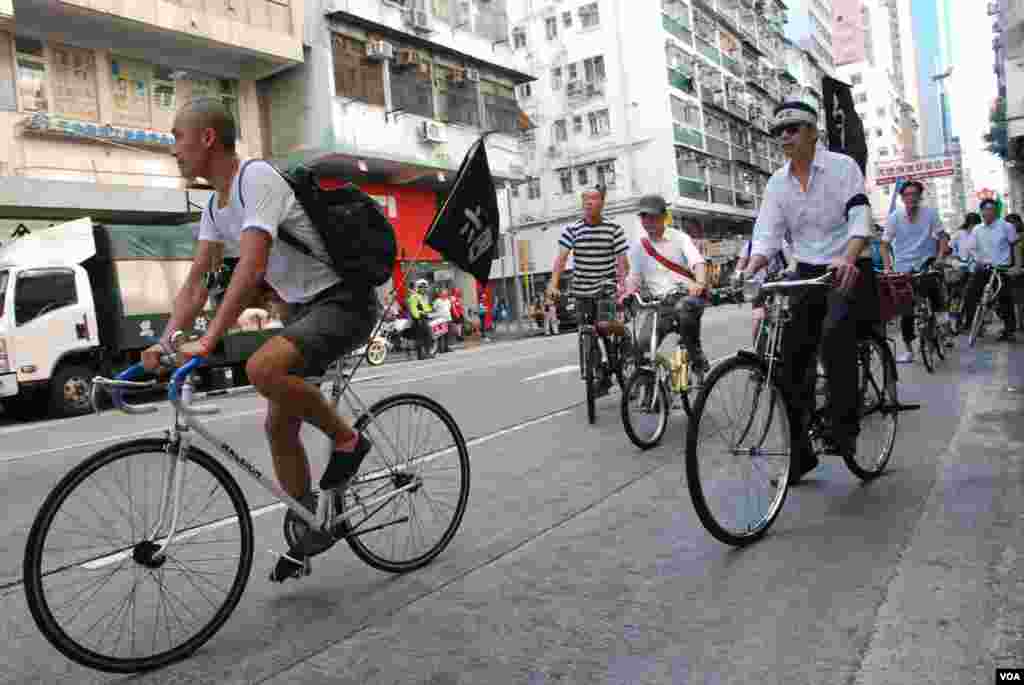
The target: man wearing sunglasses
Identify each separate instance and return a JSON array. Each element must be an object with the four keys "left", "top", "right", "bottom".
[{"left": 734, "top": 101, "right": 878, "bottom": 485}]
